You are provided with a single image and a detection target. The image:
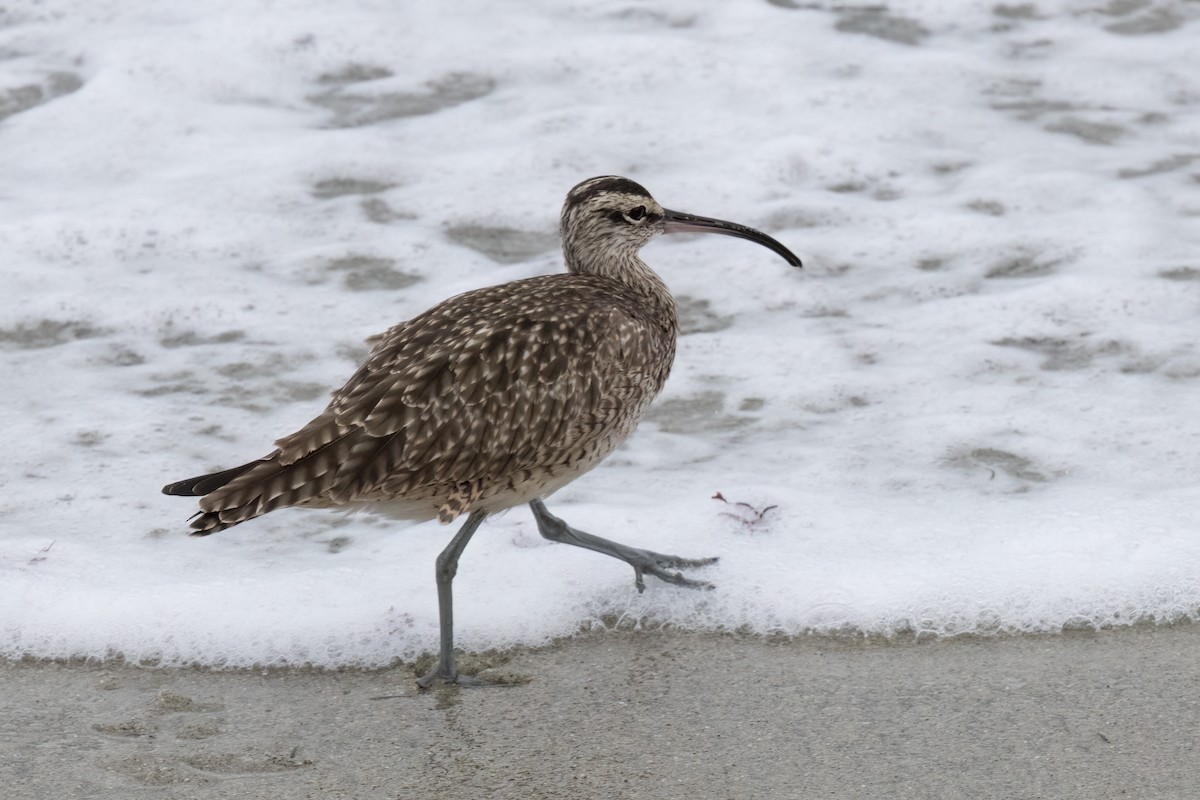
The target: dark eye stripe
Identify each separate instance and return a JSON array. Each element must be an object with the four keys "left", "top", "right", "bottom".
[{"left": 604, "top": 206, "right": 657, "bottom": 225}]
